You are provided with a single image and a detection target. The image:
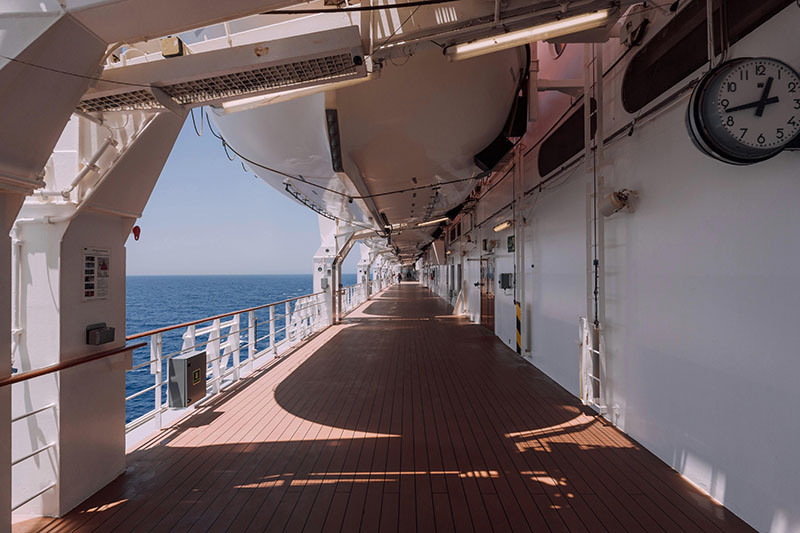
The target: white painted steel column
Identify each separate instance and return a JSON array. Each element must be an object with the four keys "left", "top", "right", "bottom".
[
  {"left": 0, "top": 13, "right": 106, "bottom": 524},
  {"left": 11, "top": 110, "right": 184, "bottom": 518}
]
